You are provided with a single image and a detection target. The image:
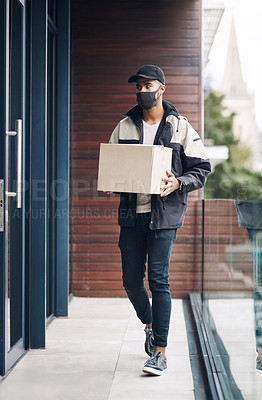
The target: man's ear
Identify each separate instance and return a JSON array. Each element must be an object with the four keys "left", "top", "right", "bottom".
[{"left": 160, "top": 85, "right": 166, "bottom": 95}]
